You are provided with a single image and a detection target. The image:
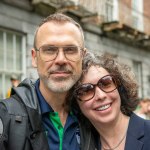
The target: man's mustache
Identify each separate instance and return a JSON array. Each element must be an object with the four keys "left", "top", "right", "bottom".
[{"left": 48, "top": 66, "right": 72, "bottom": 74}]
